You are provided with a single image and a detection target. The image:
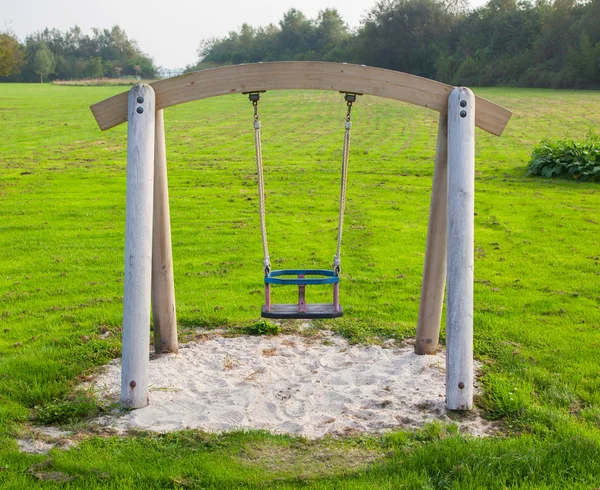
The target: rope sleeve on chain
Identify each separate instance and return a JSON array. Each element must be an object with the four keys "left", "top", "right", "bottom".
[
  {"left": 250, "top": 94, "right": 270, "bottom": 275},
  {"left": 333, "top": 94, "right": 355, "bottom": 275}
]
